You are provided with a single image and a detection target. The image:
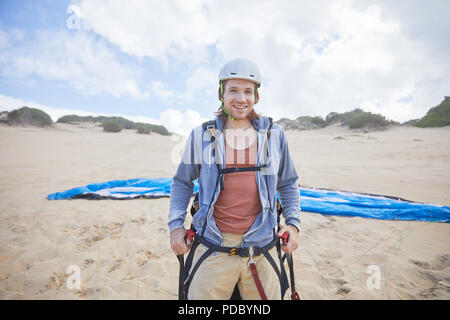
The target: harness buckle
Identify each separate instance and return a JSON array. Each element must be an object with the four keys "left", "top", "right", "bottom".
[
  {"left": 185, "top": 229, "right": 196, "bottom": 247},
  {"left": 206, "top": 125, "right": 216, "bottom": 140},
  {"left": 248, "top": 246, "right": 256, "bottom": 266},
  {"left": 228, "top": 248, "right": 237, "bottom": 256}
]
